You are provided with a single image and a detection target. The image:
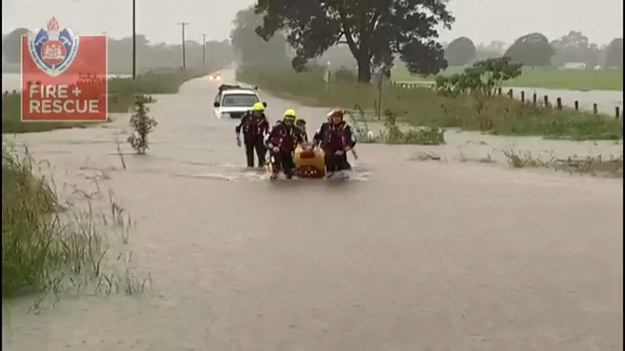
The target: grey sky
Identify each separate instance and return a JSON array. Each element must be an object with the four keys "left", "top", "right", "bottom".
[{"left": 2, "top": 0, "right": 623, "bottom": 45}]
